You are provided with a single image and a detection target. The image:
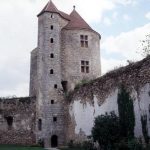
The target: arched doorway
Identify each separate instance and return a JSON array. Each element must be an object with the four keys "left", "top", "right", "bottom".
[{"left": 51, "top": 135, "right": 58, "bottom": 147}]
